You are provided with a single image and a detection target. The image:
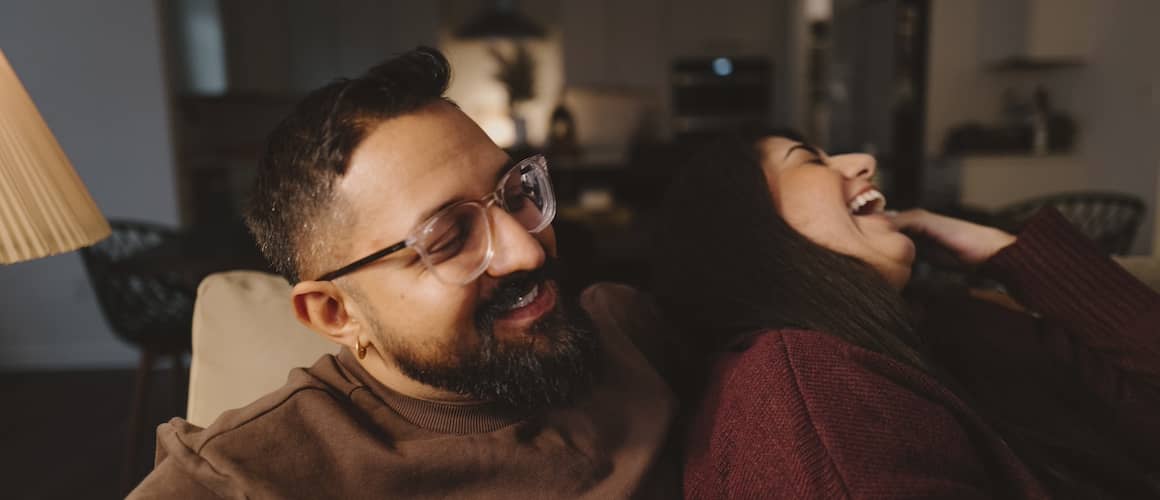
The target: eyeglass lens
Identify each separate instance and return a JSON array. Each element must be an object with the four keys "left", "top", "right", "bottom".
[{"left": 413, "top": 159, "right": 554, "bottom": 284}]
